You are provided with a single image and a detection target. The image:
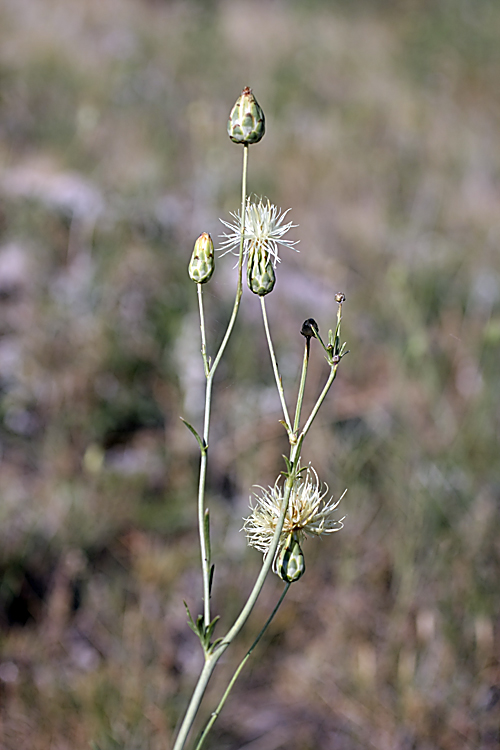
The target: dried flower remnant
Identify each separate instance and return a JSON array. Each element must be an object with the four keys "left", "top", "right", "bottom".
[
  {"left": 300, "top": 318, "right": 319, "bottom": 340},
  {"left": 219, "top": 198, "right": 298, "bottom": 267},
  {"left": 243, "top": 466, "right": 345, "bottom": 579}
]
